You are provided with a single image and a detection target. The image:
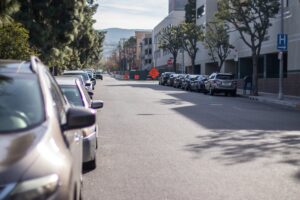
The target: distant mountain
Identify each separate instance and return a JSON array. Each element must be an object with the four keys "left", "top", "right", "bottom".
[{"left": 101, "top": 28, "right": 151, "bottom": 58}]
